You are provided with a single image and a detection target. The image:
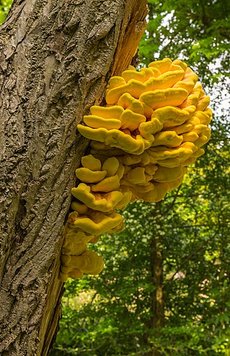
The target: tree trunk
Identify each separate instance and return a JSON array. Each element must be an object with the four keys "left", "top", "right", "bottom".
[
  {"left": 0, "top": 1, "right": 147, "bottom": 355},
  {"left": 151, "top": 227, "right": 164, "bottom": 329},
  {"left": 146, "top": 203, "right": 164, "bottom": 356}
]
